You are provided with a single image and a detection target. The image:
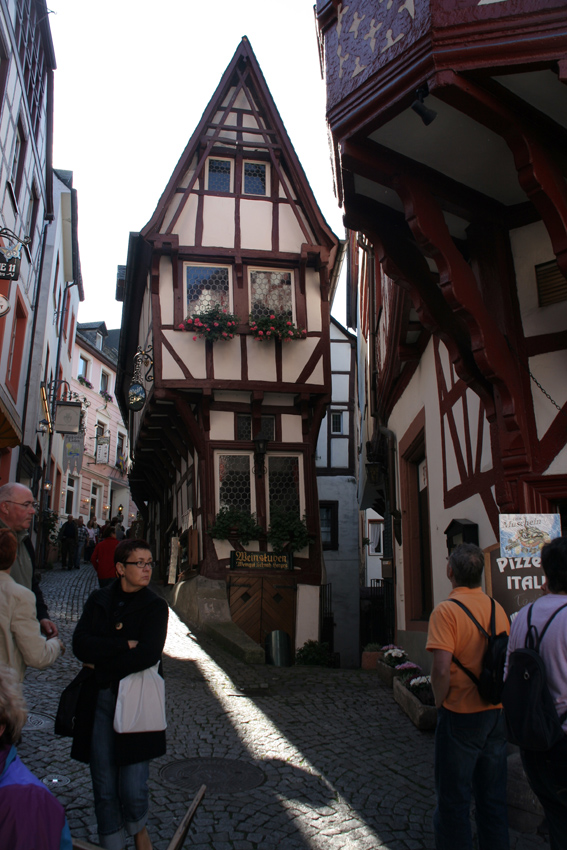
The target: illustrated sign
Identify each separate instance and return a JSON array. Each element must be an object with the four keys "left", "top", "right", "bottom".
[
  {"left": 0, "top": 294, "right": 10, "bottom": 317},
  {"left": 486, "top": 514, "right": 562, "bottom": 618},
  {"left": 0, "top": 242, "right": 23, "bottom": 281},
  {"left": 96, "top": 435, "right": 110, "bottom": 464},
  {"left": 230, "top": 551, "right": 292, "bottom": 570},
  {"left": 62, "top": 434, "right": 84, "bottom": 473}
]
